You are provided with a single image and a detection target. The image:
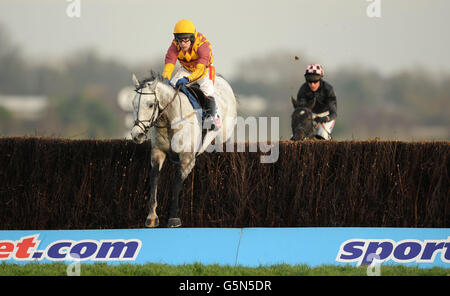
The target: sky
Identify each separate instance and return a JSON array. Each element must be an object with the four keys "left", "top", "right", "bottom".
[{"left": 0, "top": 0, "right": 449, "bottom": 78}]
